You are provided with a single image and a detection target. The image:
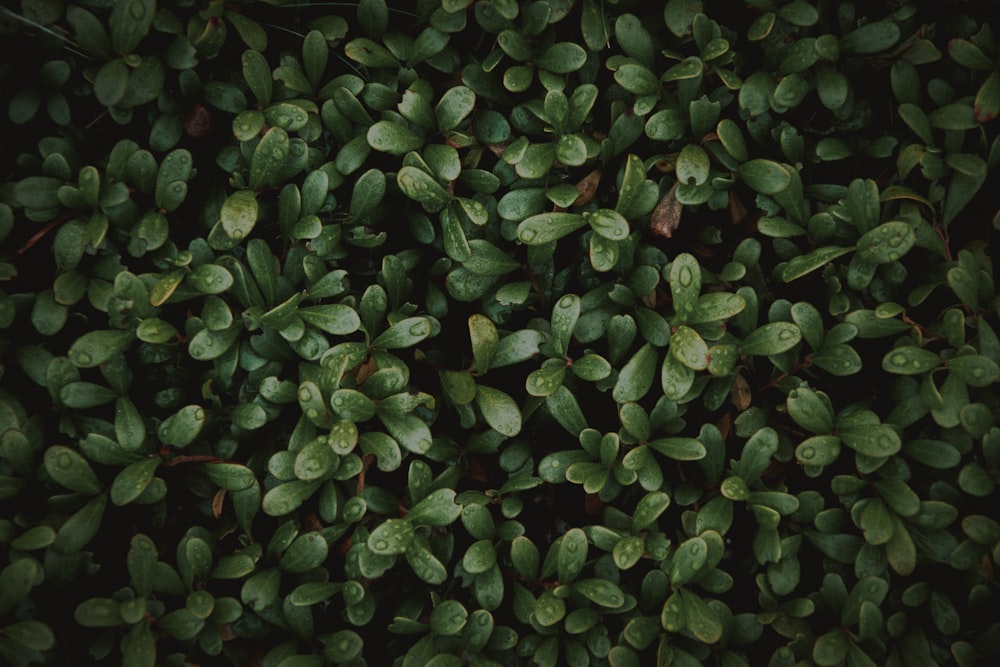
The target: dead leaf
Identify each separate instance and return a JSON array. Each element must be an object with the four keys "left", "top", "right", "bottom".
[
  {"left": 212, "top": 488, "right": 226, "bottom": 519},
  {"left": 353, "top": 355, "right": 378, "bottom": 385},
  {"left": 730, "top": 373, "right": 752, "bottom": 411},
  {"left": 729, "top": 191, "right": 749, "bottom": 225},
  {"left": 650, "top": 182, "right": 682, "bottom": 238},
  {"left": 572, "top": 169, "right": 602, "bottom": 207}
]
